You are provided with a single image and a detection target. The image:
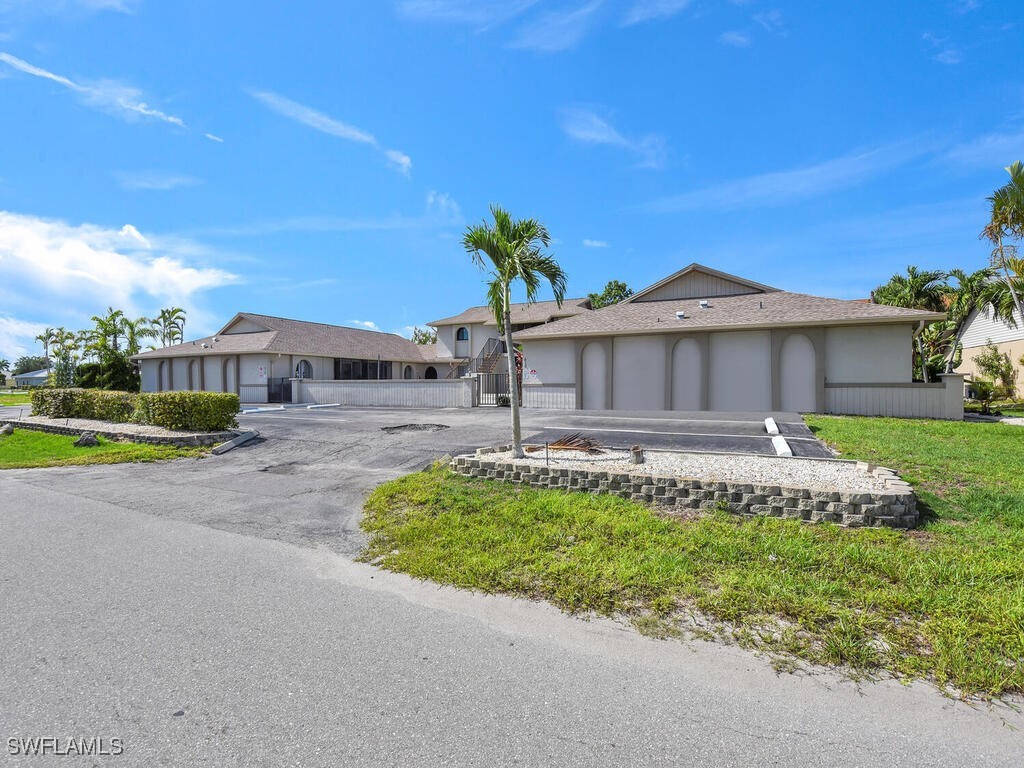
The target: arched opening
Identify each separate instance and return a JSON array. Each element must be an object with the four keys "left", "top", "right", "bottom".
[
  {"left": 295, "top": 359, "right": 313, "bottom": 379},
  {"left": 424, "top": 366, "right": 438, "bottom": 380},
  {"left": 403, "top": 365, "right": 414, "bottom": 379},
  {"left": 780, "top": 334, "right": 817, "bottom": 412},
  {"left": 671, "top": 338, "right": 702, "bottom": 410},
  {"left": 580, "top": 342, "right": 607, "bottom": 410},
  {"left": 454, "top": 326, "right": 470, "bottom": 358},
  {"left": 456, "top": 327, "right": 469, "bottom": 341},
  {"left": 188, "top": 360, "right": 200, "bottom": 391}
]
